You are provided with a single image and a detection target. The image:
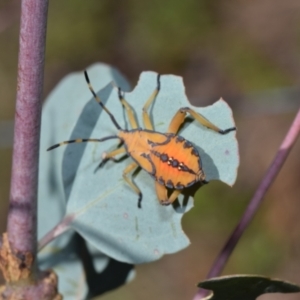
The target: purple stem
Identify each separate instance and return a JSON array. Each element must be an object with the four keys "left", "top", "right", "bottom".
[
  {"left": 194, "top": 108, "right": 300, "bottom": 300},
  {"left": 7, "top": 0, "right": 49, "bottom": 255}
]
